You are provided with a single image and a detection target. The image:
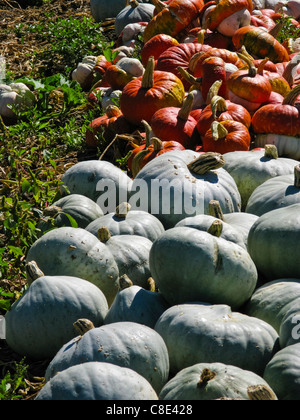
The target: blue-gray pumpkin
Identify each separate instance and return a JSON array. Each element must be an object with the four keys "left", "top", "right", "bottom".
[
  {"left": 5, "top": 273, "right": 108, "bottom": 360},
  {"left": 149, "top": 226, "right": 257, "bottom": 309},
  {"left": 45, "top": 320, "right": 169, "bottom": 394},
  {"left": 154, "top": 303, "right": 279, "bottom": 376},
  {"left": 36, "top": 362, "right": 158, "bottom": 400},
  {"left": 159, "top": 362, "right": 277, "bottom": 400}
]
